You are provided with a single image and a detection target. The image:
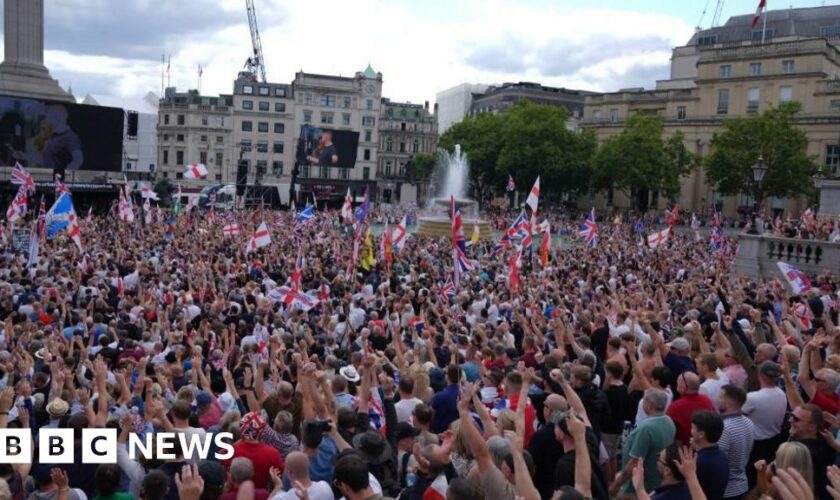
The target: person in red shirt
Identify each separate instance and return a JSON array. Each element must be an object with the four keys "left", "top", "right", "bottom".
[
  {"left": 503, "top": 371, "right": 537, "bottom": 447},
  {"left": 219, "top": 457, "right": 270, "bottom": 500},
  {"left": 225, "top": 412, "right": 284, "bottom": 490},
  {"left": 799, "top": 342, "right": 840, "bottom": 417},
  {"left": 666, "top": 372, "right": 714, "bottom": 445}
]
